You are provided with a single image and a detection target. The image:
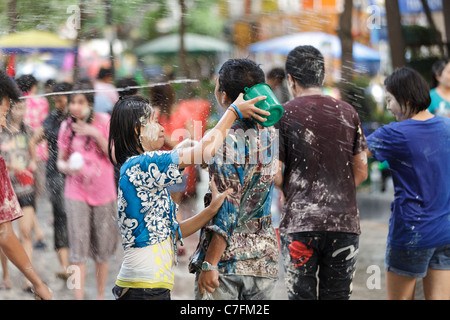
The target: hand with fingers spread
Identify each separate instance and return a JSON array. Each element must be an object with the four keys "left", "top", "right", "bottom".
[
  {"left": 207, "top": 179, "right": 233, "bottom": 214},
  {"left": 230, "top": 93, "right": 269, "bottom": 122},
  {"left": 176, "top": 178, "right": 233, "bottom": 240}
]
